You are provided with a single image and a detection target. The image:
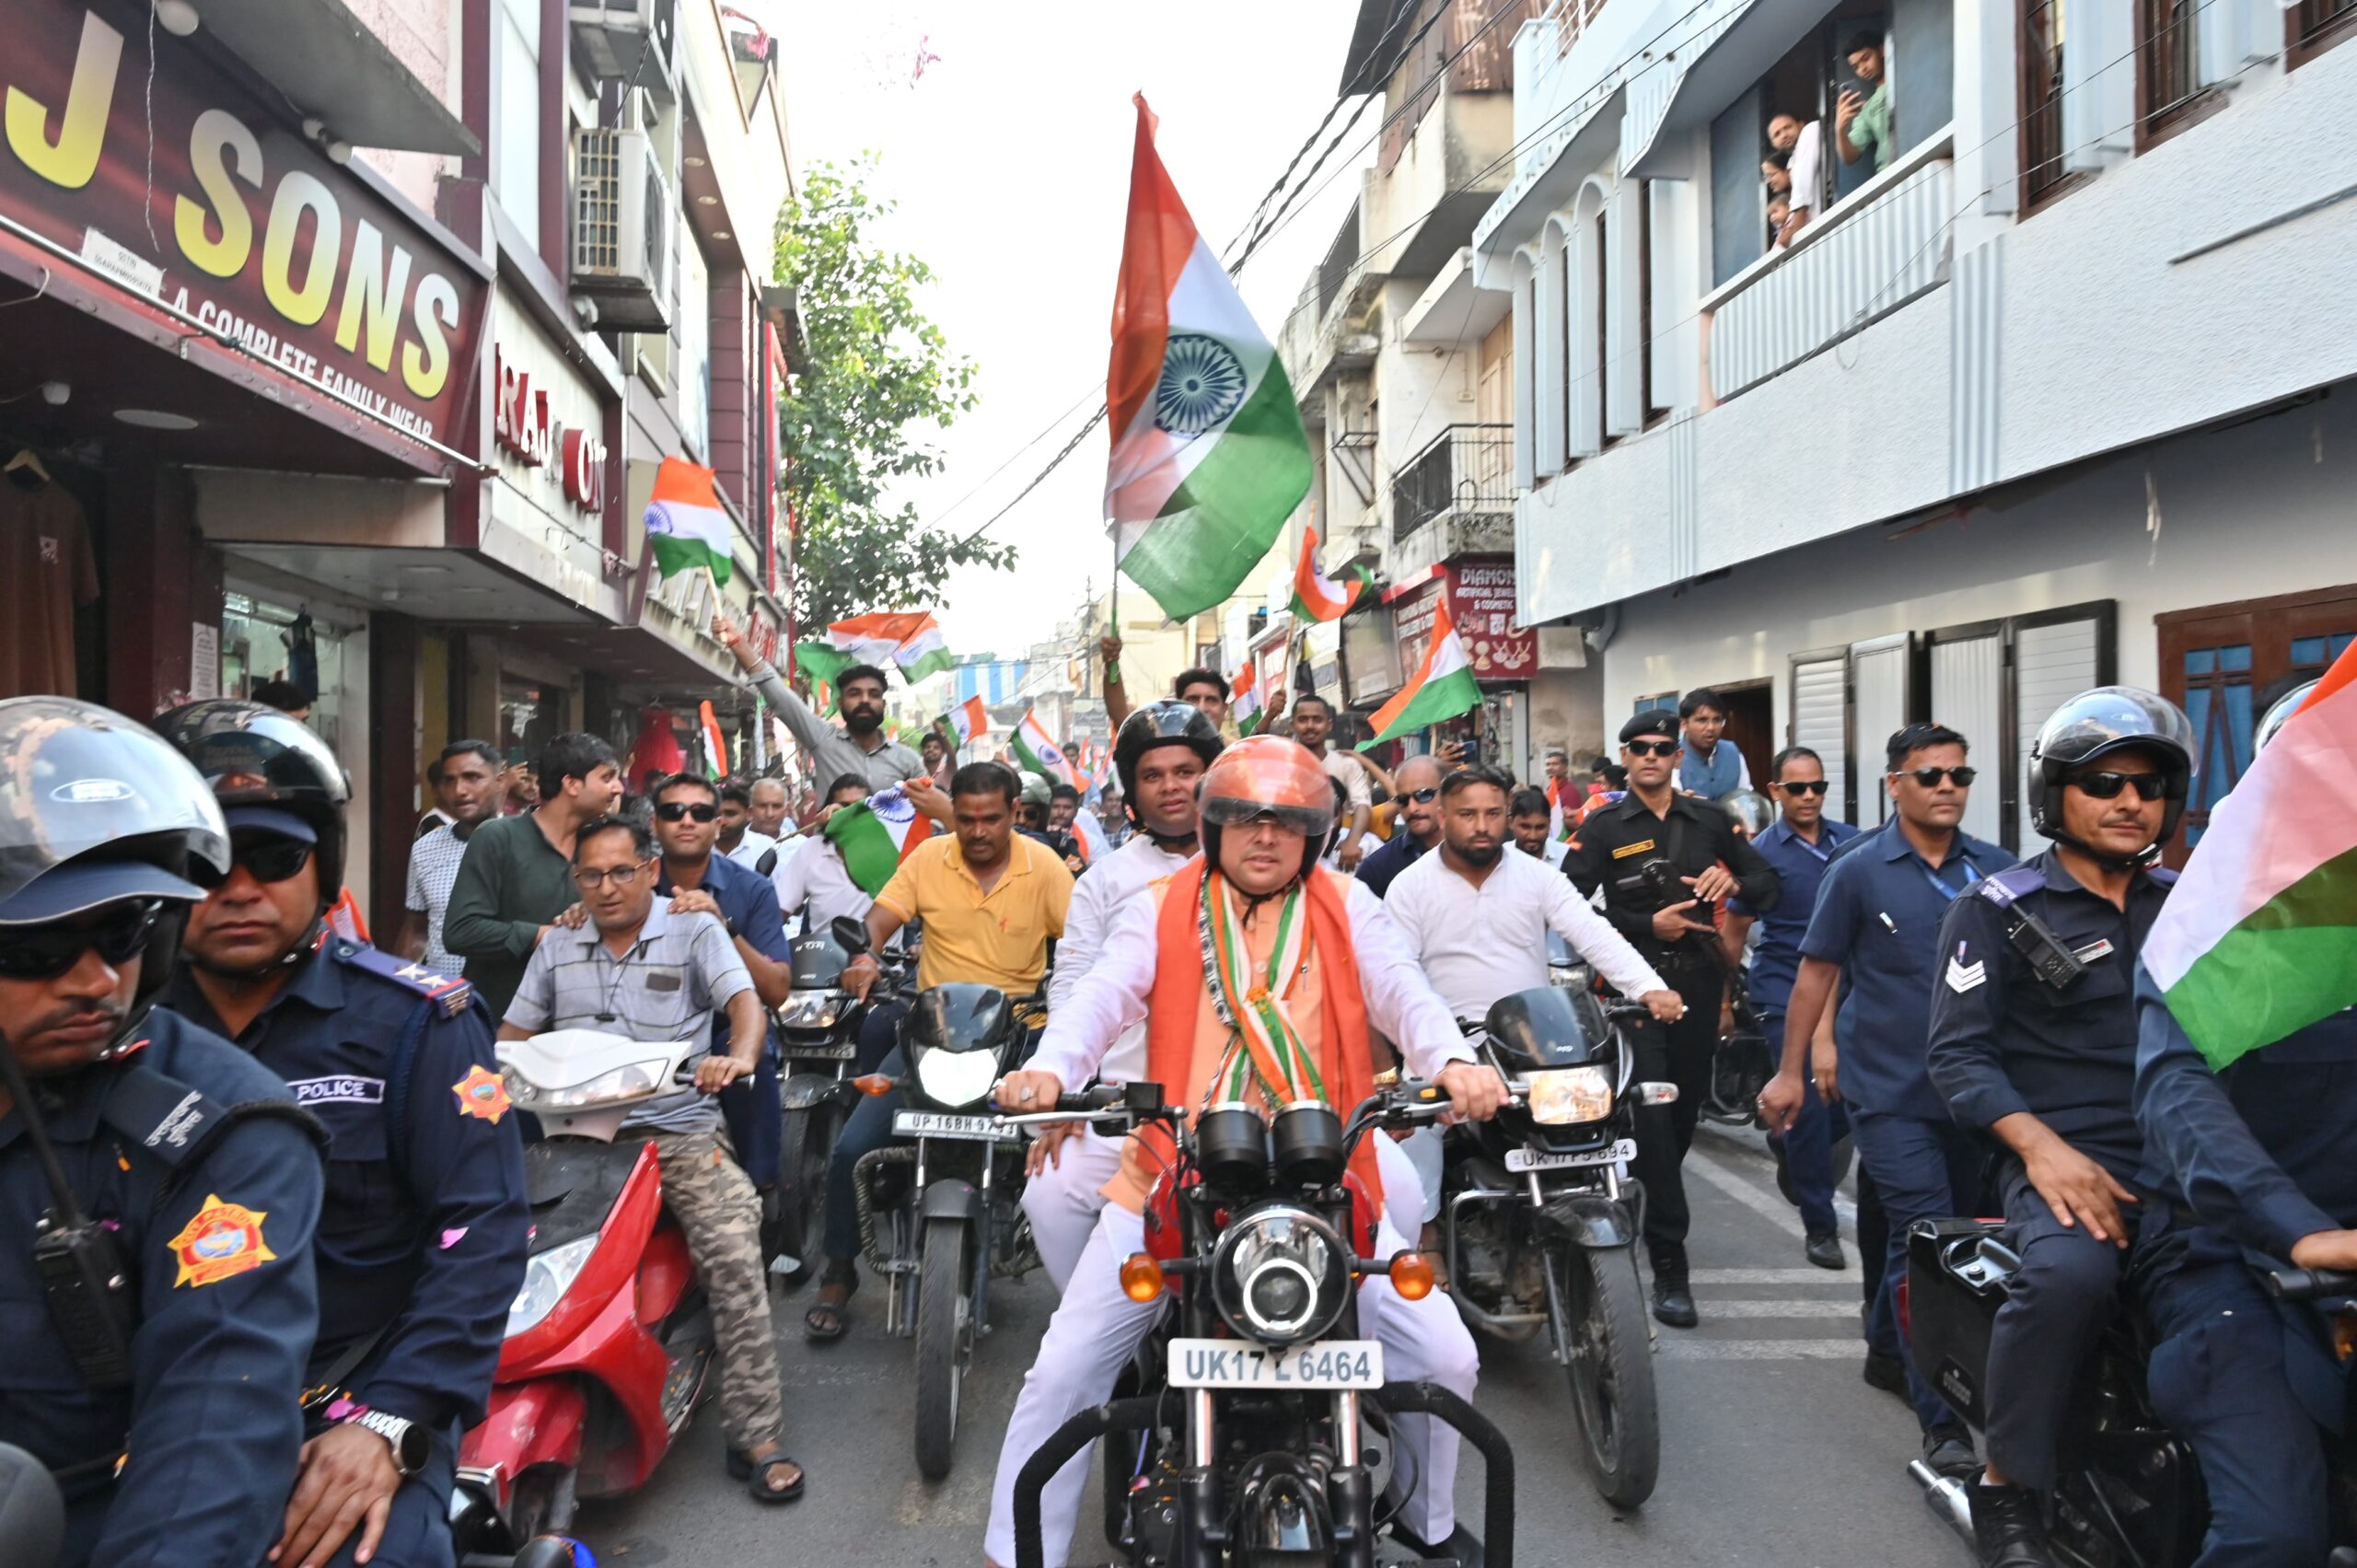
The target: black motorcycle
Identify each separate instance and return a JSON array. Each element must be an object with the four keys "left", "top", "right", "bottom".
[
  {"left": 834, "top": 917, "right": 1040, "bottom": 1480},
  {"left": 1010, "top": 1081, "right": 1517, "bottom": 1568},
  {"left": 1444, "top": 985, "right": 1668, "bottom": 1508},
  {"left": 771, "top": 925, "right": 887, "bottom": 1288}
]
